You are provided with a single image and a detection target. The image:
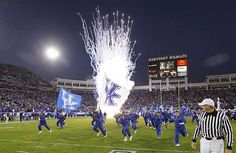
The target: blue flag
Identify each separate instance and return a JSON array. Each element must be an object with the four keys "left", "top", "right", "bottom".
[{"left": 57, "top": 88, "right": 81, "bottom": 110}]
